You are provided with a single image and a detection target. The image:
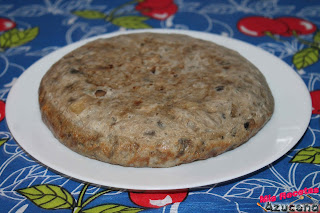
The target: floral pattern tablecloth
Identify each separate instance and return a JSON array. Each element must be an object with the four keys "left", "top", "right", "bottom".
[{"left": 1, "top": 0, "right": 320, "bottom": 212}]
